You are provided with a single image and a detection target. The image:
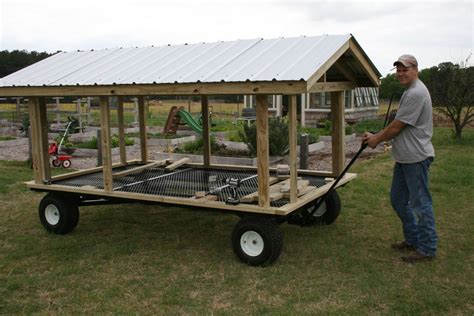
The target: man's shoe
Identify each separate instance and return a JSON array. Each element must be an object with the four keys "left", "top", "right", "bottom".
[
  {"left": 401, "top": 251, "right": 435, "bottom": 263},
  {"left": 391, "top": 241, "right": 416, "bottom": 251}
]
